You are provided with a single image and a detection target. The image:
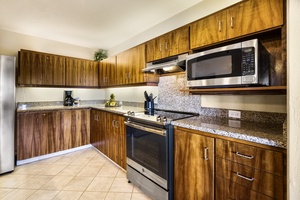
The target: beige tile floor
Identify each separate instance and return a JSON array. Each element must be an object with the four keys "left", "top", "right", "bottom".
[{"left": 0, "top": 147, "right": 153, "bottom": 200}]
